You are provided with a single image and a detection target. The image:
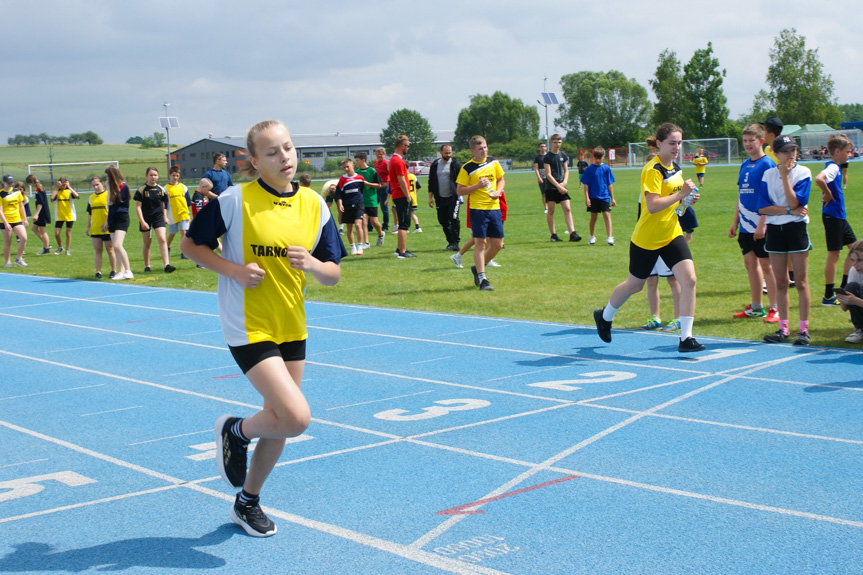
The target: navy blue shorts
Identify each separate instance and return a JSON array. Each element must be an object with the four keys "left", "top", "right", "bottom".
[{"left": 470, "top": 209, "right": 504, "bottom": 239}]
